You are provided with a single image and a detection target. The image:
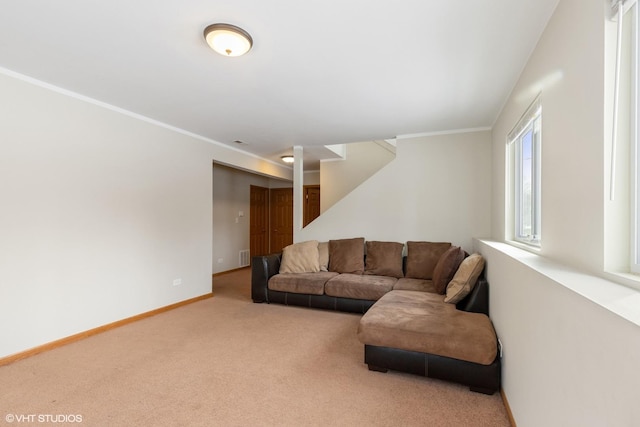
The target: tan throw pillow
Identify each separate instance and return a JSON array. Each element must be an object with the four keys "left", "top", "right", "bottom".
[
  {"left": 279, "top": 240, "right": 320, "bottom": 274},
  {"left": 318, "top": 241, "right": 329, "bottom": 271},
  {"left": 364, "top": 241, "right": 404, "bottom": 278},
  {"left": 405, "top": 241, "right": 451, "bottom": 280},
  {"left": 432, "top": 246, "right": 466, "bottom": 294},
  {"left": 444, "top": 253, "right": 485, "bottom": 304},
  {"left": 328, "top": 237, "right": 365, "bottom": 274}
]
